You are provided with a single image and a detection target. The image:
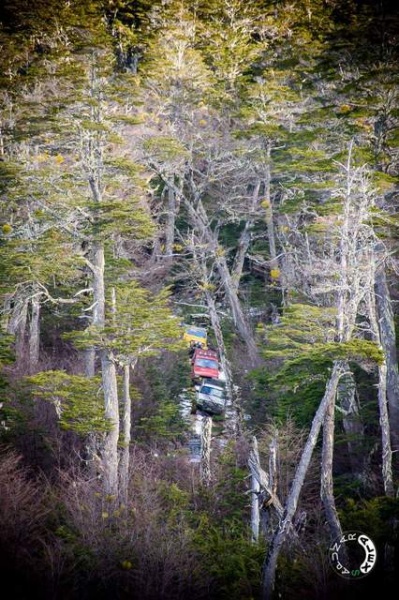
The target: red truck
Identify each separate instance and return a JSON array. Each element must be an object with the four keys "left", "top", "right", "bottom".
[{"left": 191, "top": 348, "right": 220, "bottom": 384}]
